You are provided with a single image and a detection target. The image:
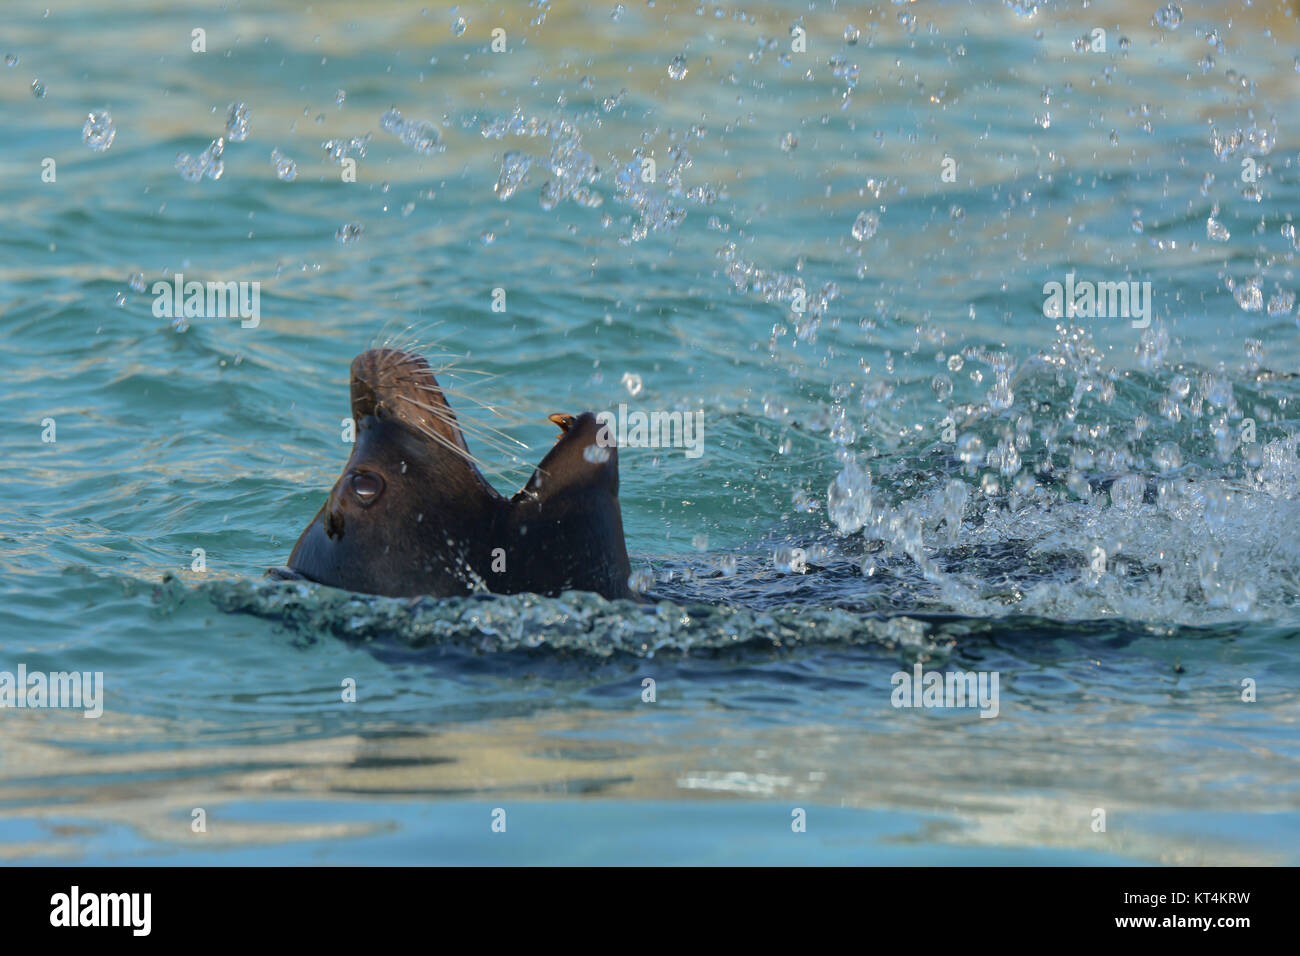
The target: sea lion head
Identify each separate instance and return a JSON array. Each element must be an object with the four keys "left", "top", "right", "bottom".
[{"left": 279, "top": 348, "right": 631, "bottom": 600}]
